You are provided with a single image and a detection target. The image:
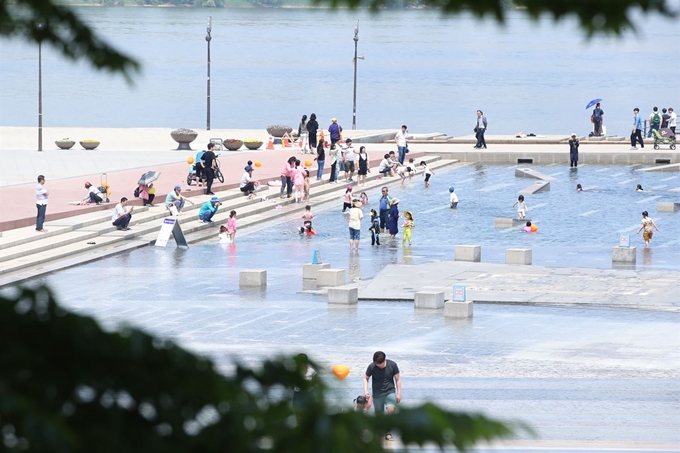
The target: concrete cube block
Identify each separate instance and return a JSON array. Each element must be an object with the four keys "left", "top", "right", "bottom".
[
  {"left": 444, "top": 300, "right": 473, "bottom": 319},
  {"left": 328, "top": 287, "right": 358, "bottom": 304},
  {"left": 494, "top": 218, "right": 528, "bottom": 228},
  {"left": 414, "top": 290, "right": 445, "bottom": 309},
  {"left": 316, "top": 269, "right": 346, "bottom": 287},
  {"left": 455, "top": 245, "right": 481, "bottom": 262},
  {"left": 657, "top": 202, "right": 680, "bottom": 212},
  {"left": 612, "top": 246, "right": 636, "bottom": 263},
  {"left": 302, "top": 263, "right": 331, "bottom": 280},
  {"left": 505, "top": 248, "right": 532, "bottom": 265},
  {"left": 239, "top": 269, "right": 267, "bottom": 287}
]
